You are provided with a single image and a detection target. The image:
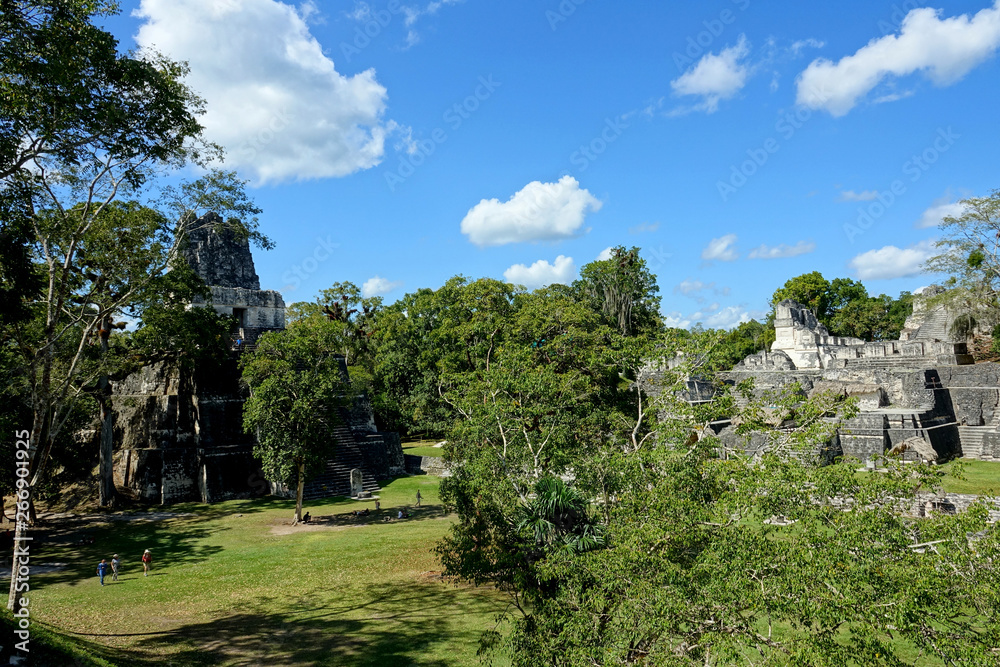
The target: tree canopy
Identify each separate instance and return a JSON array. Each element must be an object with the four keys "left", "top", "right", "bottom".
[
  {"left": 924, "top": 188, "right": 1000, "bottom": 329},
  {"left": 241, "top": 318, "right": 351, "bottom": 523},
  {"left": 771, "top": 272, "right": 912, "bottom": 341}
]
